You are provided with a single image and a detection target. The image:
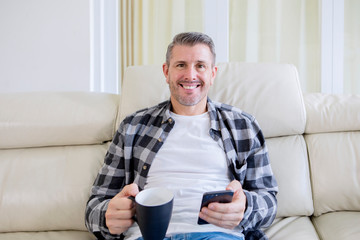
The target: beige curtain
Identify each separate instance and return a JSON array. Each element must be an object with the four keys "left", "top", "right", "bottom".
[
  {"left": 229, "top": 0, "right": 321, "bottom": 93},
  {"left": 120, "top": 0, "right": 322, "bottom": 94},
  {"left": 344, "top": 0, "right": 360, "bottom": 94},
  {"left": 120, "top": 0, "right": 359, "bottom": 94},
  {"left": 119, "top": 0, "right": 205, "bottom": 87}
]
